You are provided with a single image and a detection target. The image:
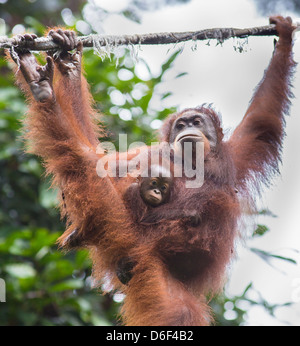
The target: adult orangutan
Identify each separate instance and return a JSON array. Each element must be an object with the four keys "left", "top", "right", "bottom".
[{"left": 10, "top": 16, "right": 296, "bottom": 325}]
